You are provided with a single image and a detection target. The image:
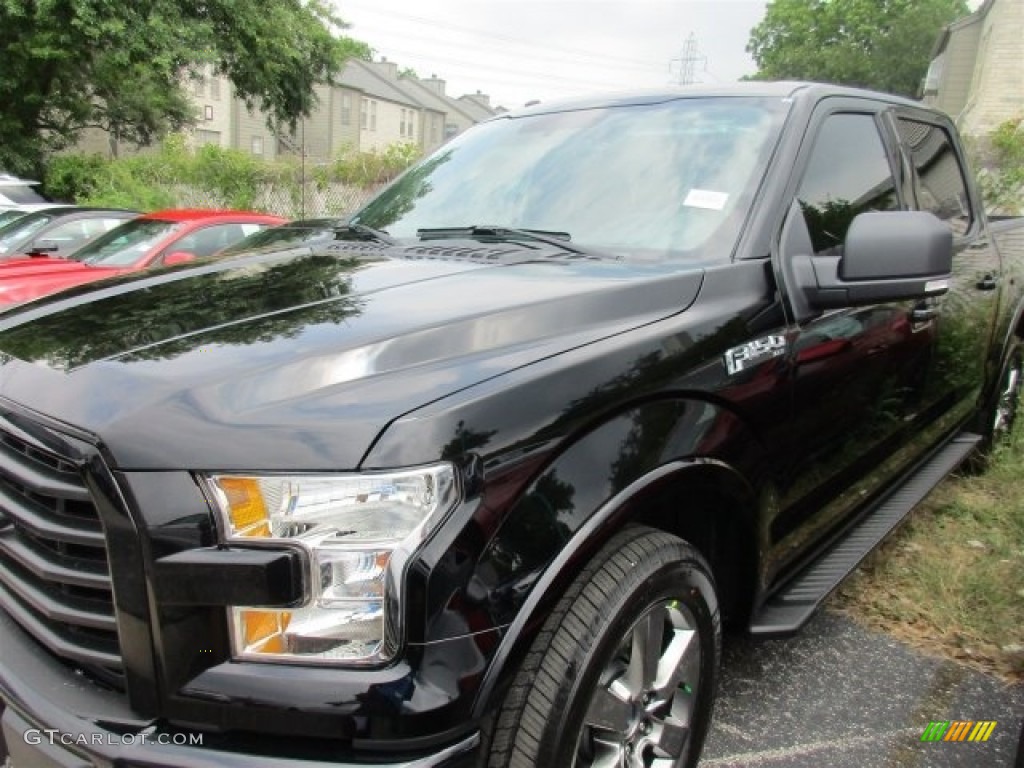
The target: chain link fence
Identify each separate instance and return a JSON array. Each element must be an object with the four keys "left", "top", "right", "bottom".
[{"left": 174, "top": 181, "right": 384, "bottom": 219}]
